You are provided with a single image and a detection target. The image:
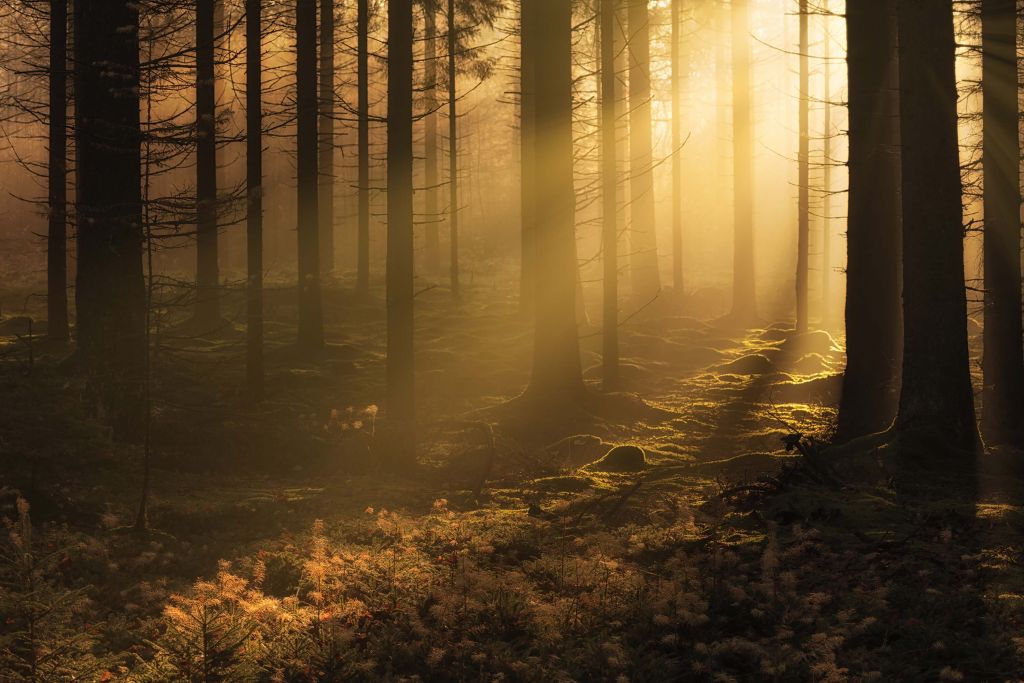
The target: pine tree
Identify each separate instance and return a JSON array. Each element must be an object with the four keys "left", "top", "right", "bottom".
[
  {"left": 296, "top": 0, "right": 324, "bottom": 351},
  {"left": 525, "top": 0, "right": 584, "bottom": 406},
  {"left": 836, "top": 0, "right": 902, "bottom": 442},
  {"left": 980, "top": 0, "right": 1024, "bottom": 444},
  {"left": 386, "top": 0, "right": 416, "bottom": 452},
  {"left": 74, "top": 0, "right": 147, "bottom": 428},
  {"left": 895, "top": 0, "right": 977, "bottom": 452}
]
